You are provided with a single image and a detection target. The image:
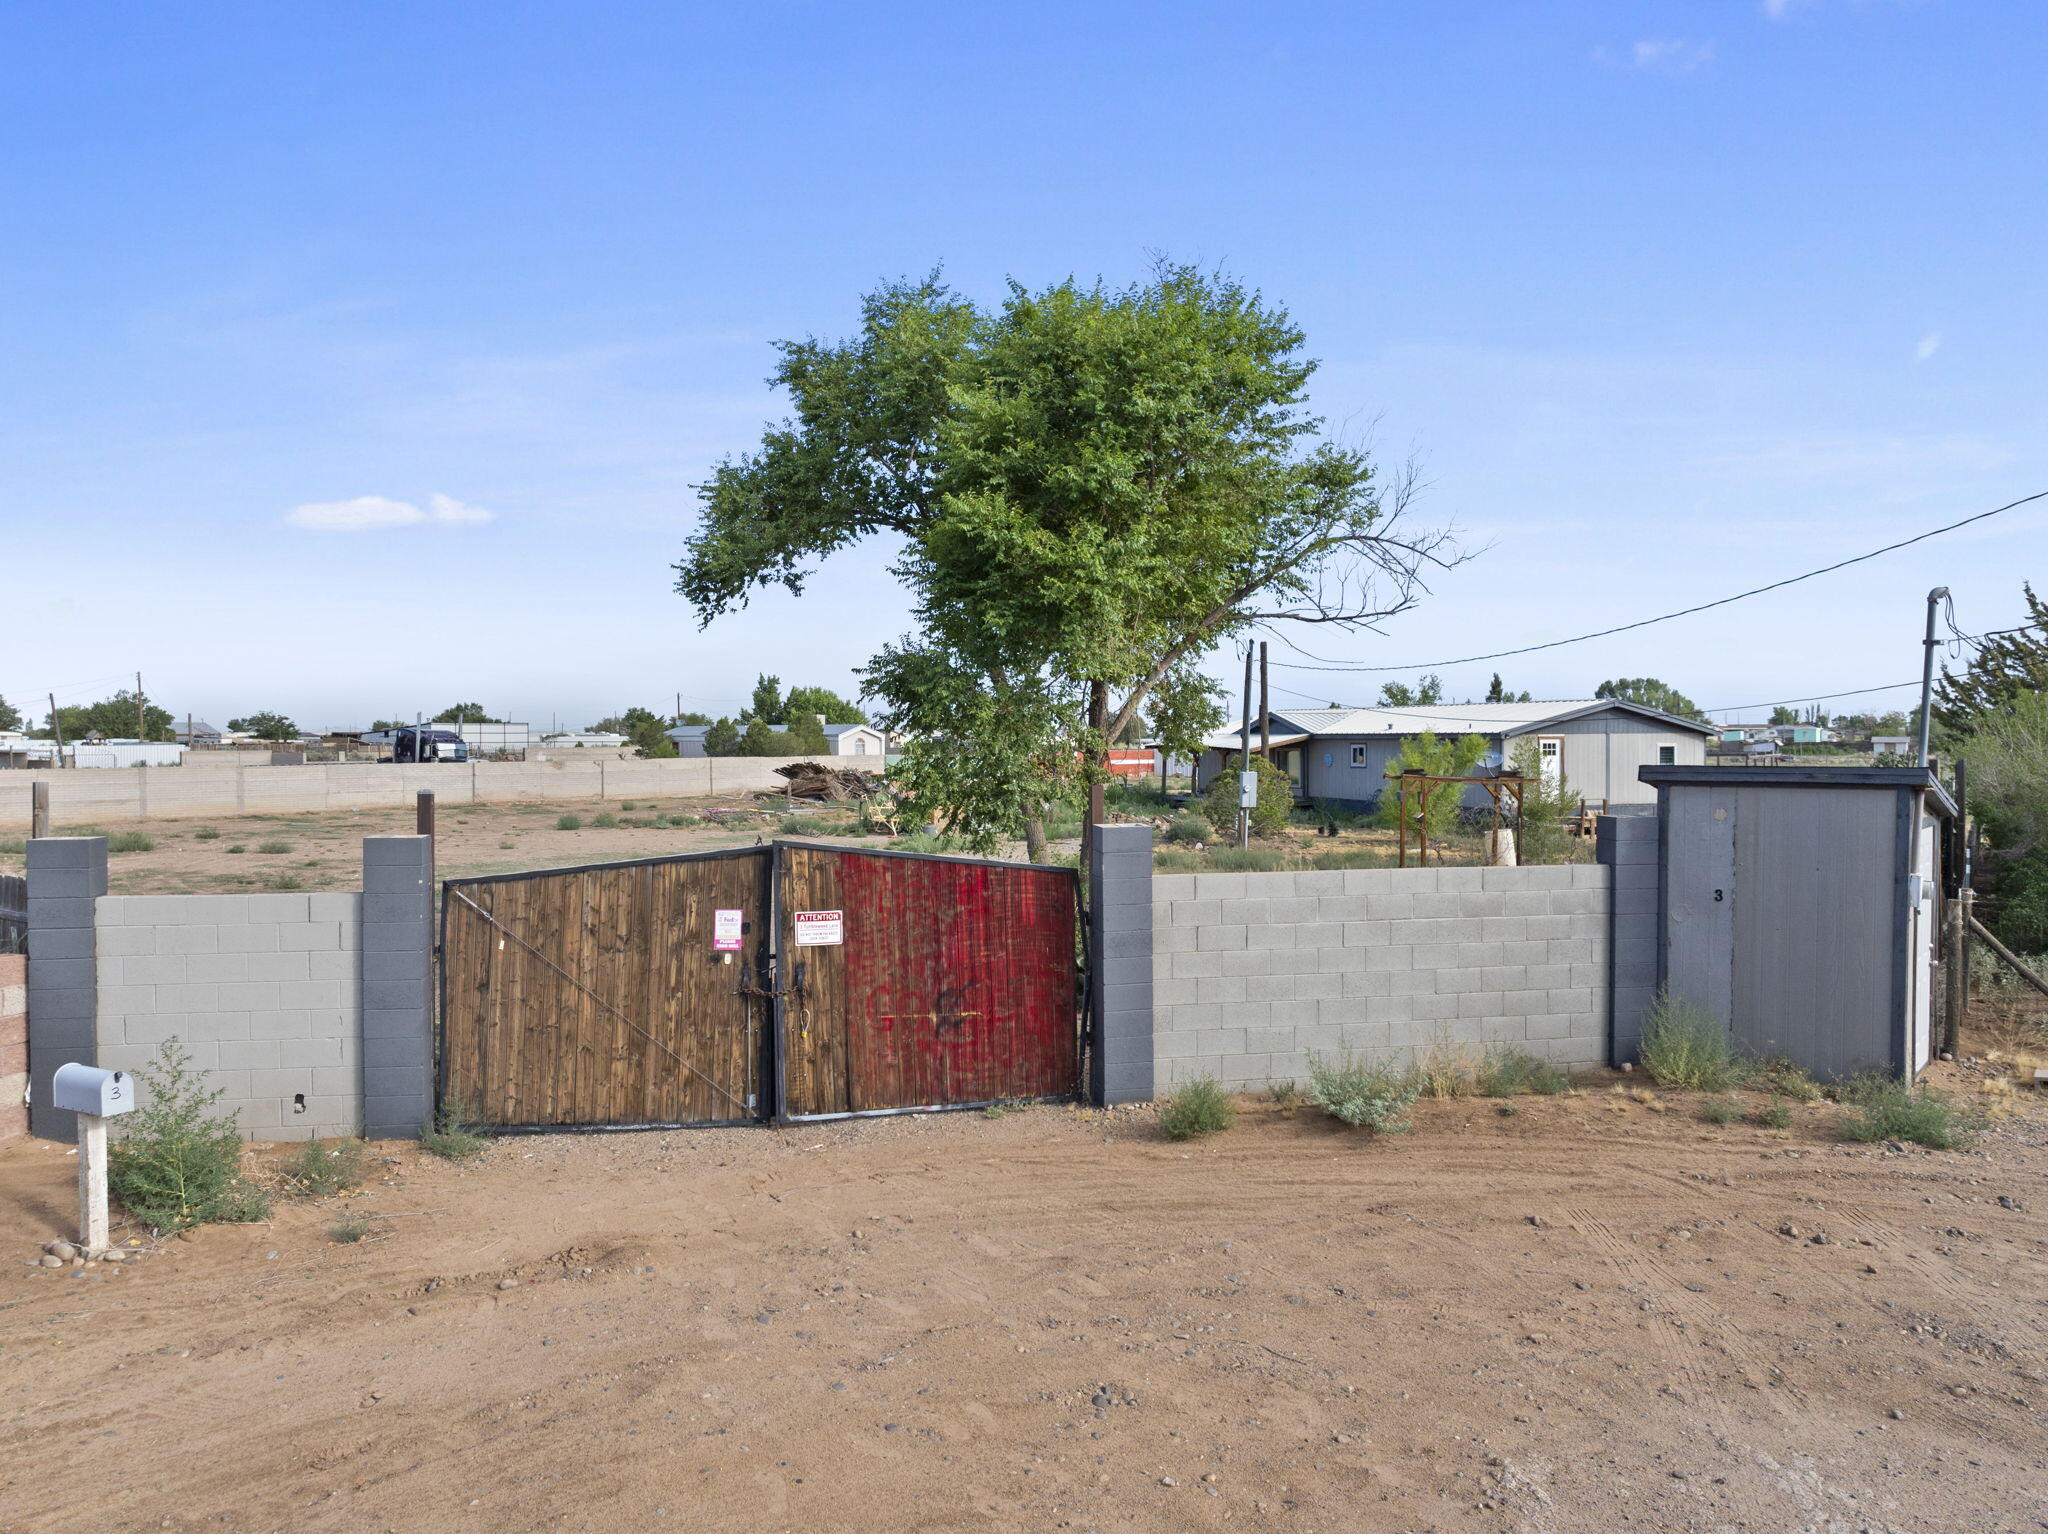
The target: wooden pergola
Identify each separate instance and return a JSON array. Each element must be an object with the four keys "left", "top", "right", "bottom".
[{"left": 1384, "top": 769, "right": 1533, "bottom": 868}]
